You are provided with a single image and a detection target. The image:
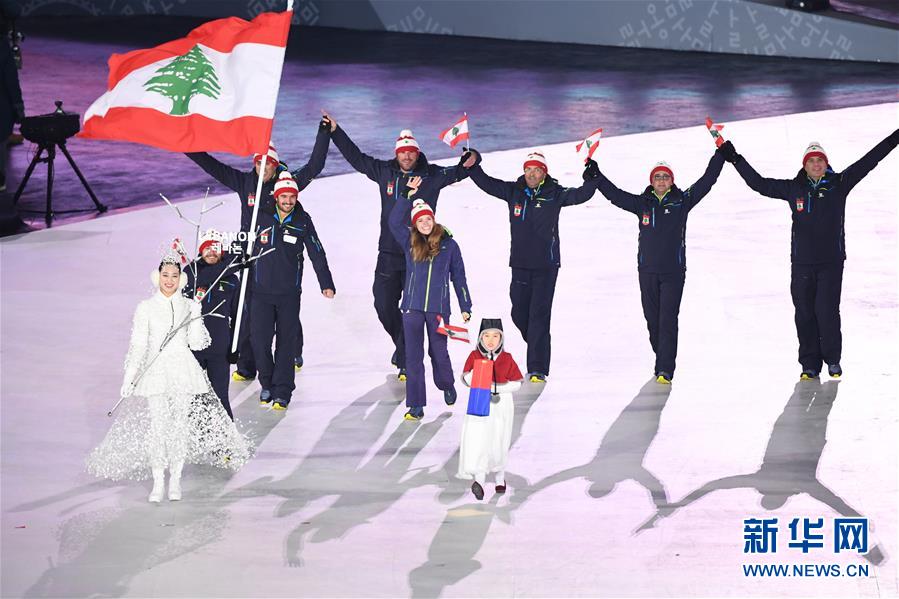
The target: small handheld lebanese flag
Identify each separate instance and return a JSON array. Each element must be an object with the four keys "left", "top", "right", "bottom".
[
  {"left": 80, "top": 6, "right": 293, "bottom": 155},
  {"left": 436, "top": 315, "right": 470, "bottom": 343},
  {"left": 439, "top": 114, "right": 470, "bottom": 148},
  {"left": 576, "top": 127, "right": 603, "bottom": 163},
  {"left": 706, "top": 116, "right": 725, "bottom": 148}
]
